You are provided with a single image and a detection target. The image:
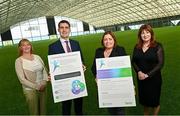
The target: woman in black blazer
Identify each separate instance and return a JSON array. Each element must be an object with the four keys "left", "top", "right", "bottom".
[{"left": 91, "top": 31, "right": 126, "bottom": 115}]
